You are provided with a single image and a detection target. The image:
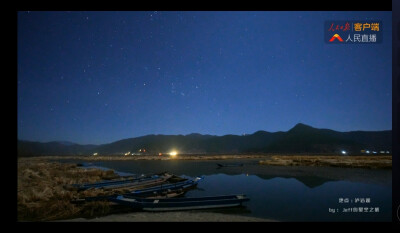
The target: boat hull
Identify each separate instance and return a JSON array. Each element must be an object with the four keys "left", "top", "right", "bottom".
[
  {"left": 72, "top": 174, "right": 168, "bottom": 190},
  {"left": 126, "top": 176, "right": 203, "bottom": 197},
  {"left": 110, "top": 194, "right": 250, "bottom": 212}
]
